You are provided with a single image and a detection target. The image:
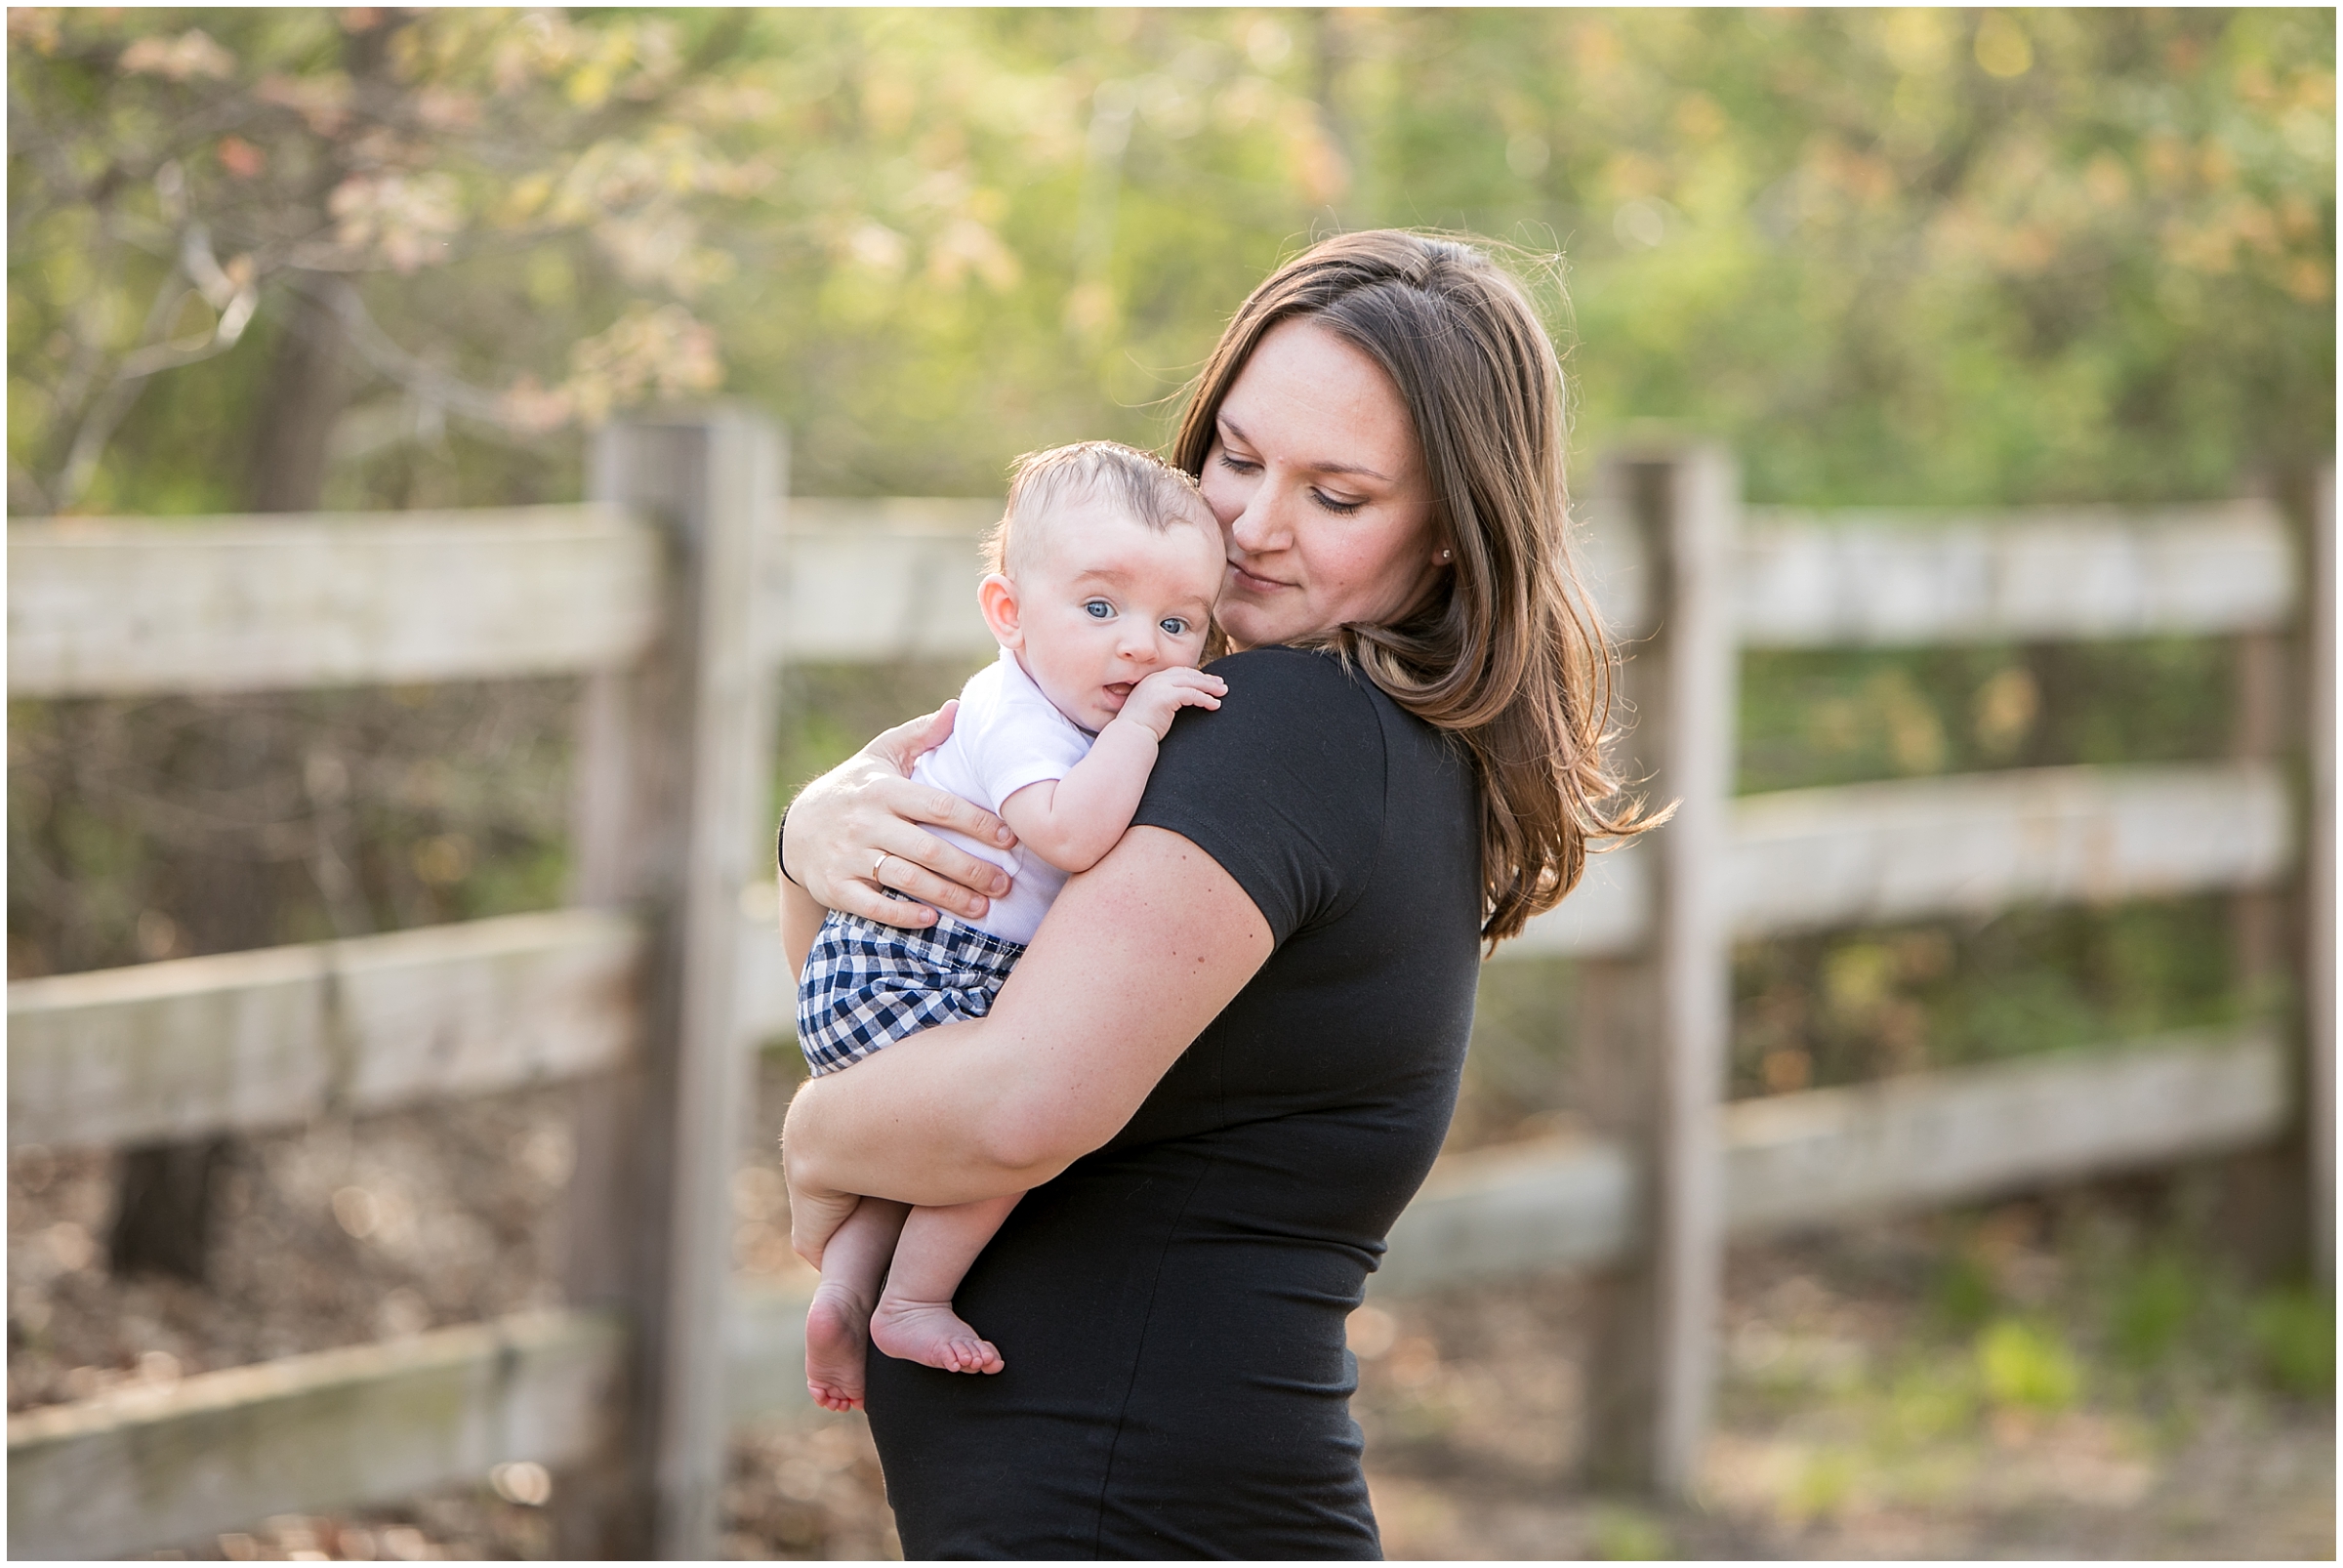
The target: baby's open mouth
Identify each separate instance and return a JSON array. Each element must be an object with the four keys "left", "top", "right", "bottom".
[{"left": 1103, "top": 682, "right": 1134, "bottom": 701}]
